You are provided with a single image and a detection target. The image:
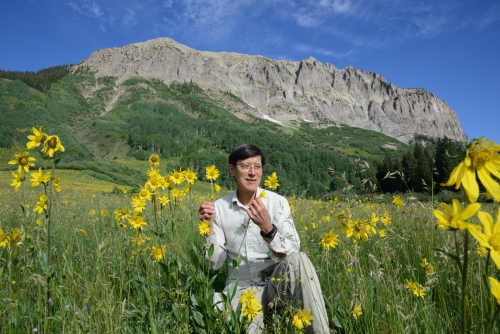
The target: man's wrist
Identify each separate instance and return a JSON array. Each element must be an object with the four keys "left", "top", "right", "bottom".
[{"left": 260, "top": 224, "right": 277, "bottom": 239}]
